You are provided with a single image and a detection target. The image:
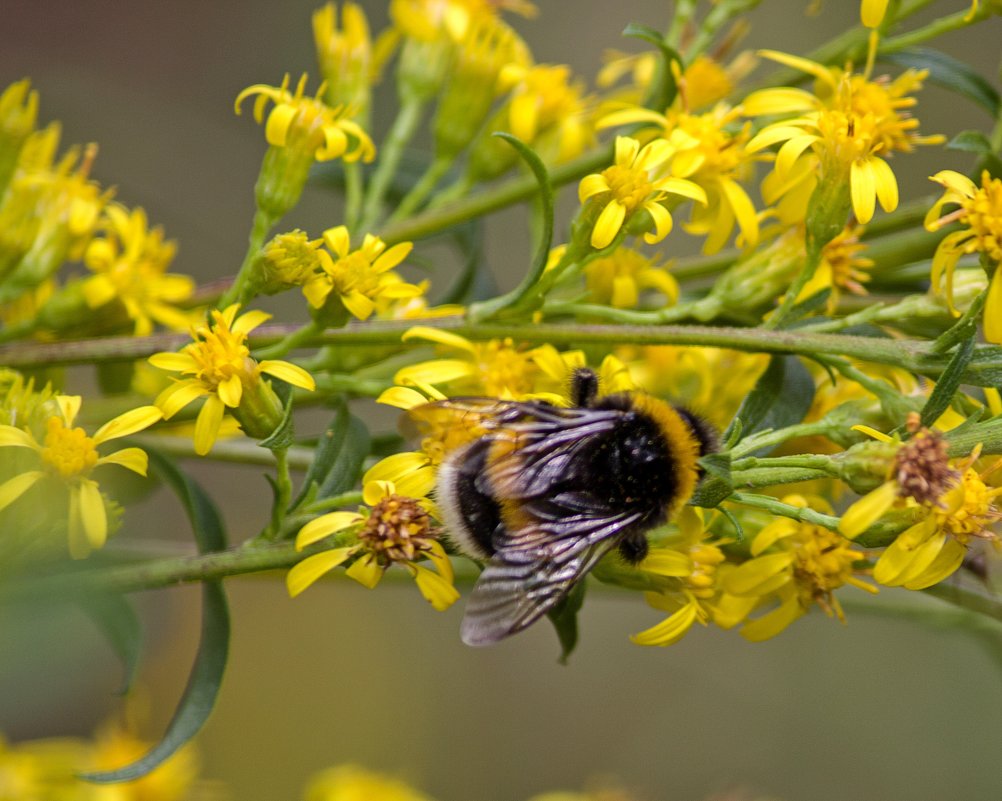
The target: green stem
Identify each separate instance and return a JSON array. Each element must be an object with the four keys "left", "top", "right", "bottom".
[
  {"left": 219, "top": 208, "right": 275, "bottom": 309},
  {"left": 254, "top": 320, "right": 323, "bottom": 360},
  {"left": 359, "top": 96, "right": 425, "bottom": 233},
  {"left": 344, "top": 161, "right": 364, "bottom": 231},
  {"left": 265, "top": 449, "right": 292, "bottom": 540},
  {"left": 385, "top": 155, "right": 453, "bottom": 226},
  {"left": 127, "top": 434, "right": 315, "bottom": 469},
  {"left": 880, "top": 6, "right": 990, "bottom": 54},
  {"left": 728, "top": 491, "right": 840, "bottom": 529},
  {"left": 730, "top": 420, "right": 837, "bottom": 458},
  {"left": 0, "top": 320, "right": 944, "bottom": 374},
  {"left": 731, "top": 453, "right": 840, "bottom": 476}
]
